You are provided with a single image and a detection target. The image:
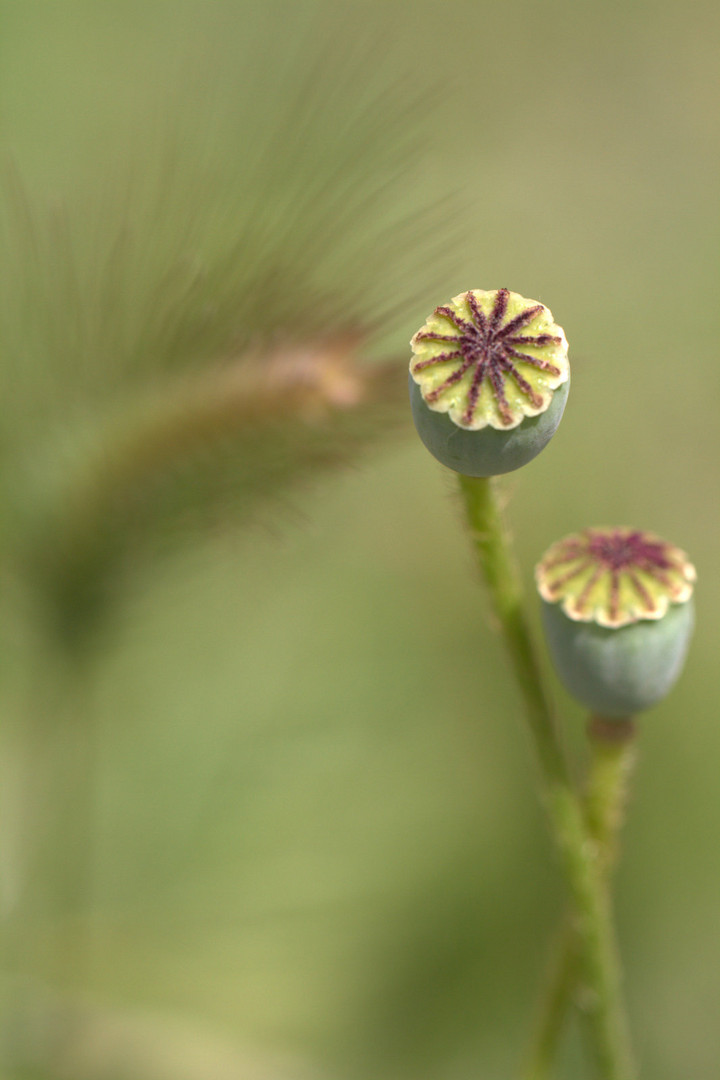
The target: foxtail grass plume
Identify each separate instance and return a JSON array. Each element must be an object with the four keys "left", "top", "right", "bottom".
[{"left": 0, "top": 36, "right": 462, "bottom": 646}]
